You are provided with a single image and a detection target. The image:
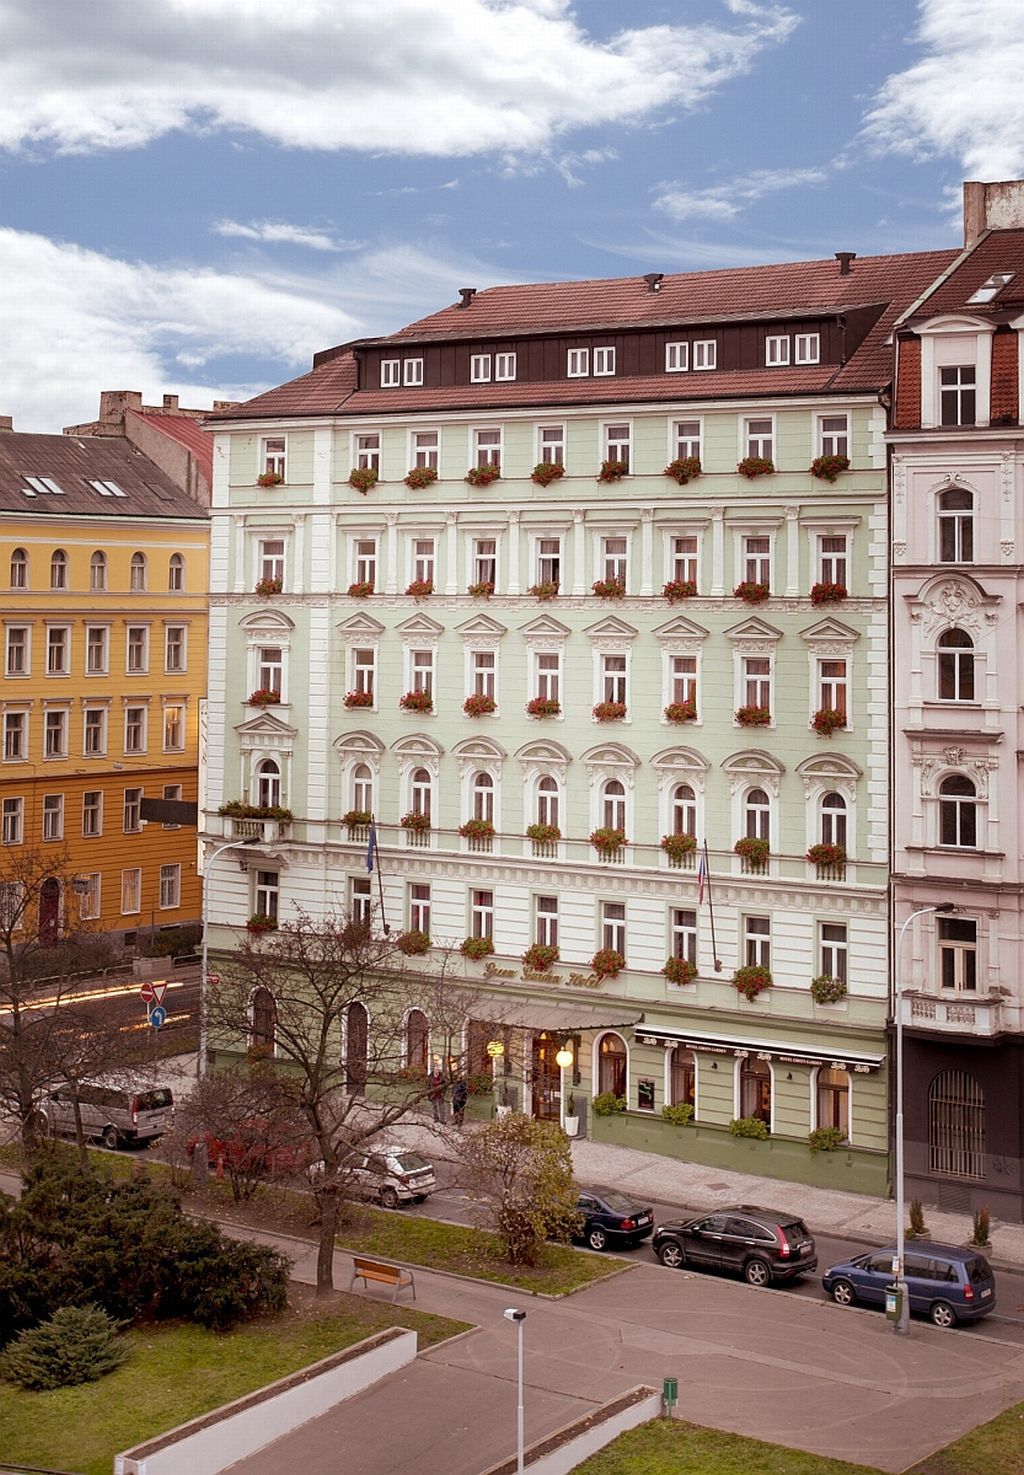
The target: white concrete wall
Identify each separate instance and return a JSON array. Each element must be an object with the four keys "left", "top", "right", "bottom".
[{"left": 479, "top": 1387, "right": 661, "bottom": 1475}]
